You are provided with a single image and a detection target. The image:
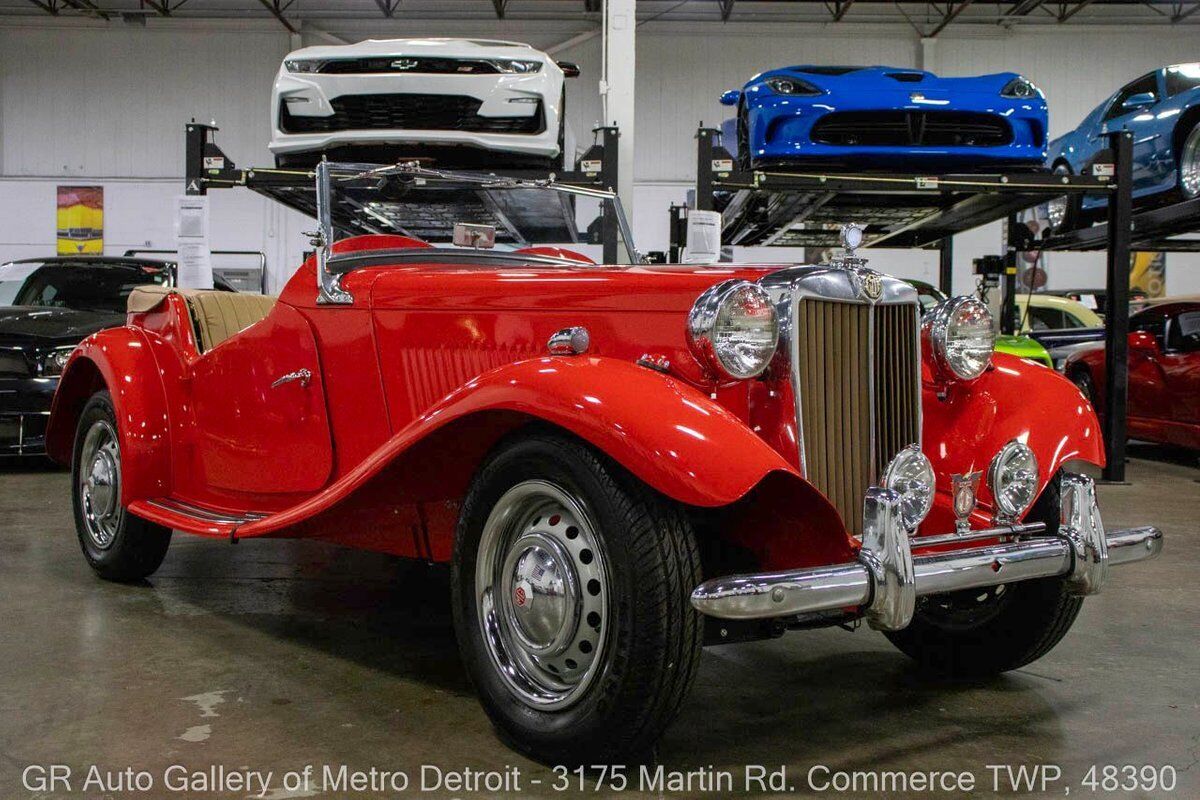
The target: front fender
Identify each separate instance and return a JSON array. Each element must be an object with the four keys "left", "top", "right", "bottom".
[
  {"left": 46, "top": 327, "right": 172, "bottom": 501},
  {"left": 922, "top": 351, "right": 1103, "bottom": 532},
  {"left": 238, "top": 355, "right": 809, "bottom": 538}
]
